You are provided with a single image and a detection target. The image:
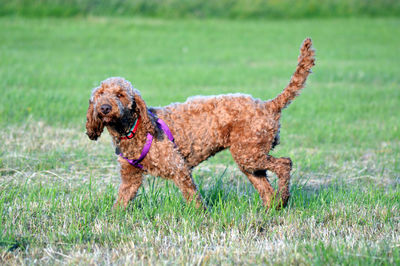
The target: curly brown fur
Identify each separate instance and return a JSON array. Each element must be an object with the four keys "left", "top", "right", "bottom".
[{"left": 86, "top": 38, "right": 315, "bottom": 210}]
